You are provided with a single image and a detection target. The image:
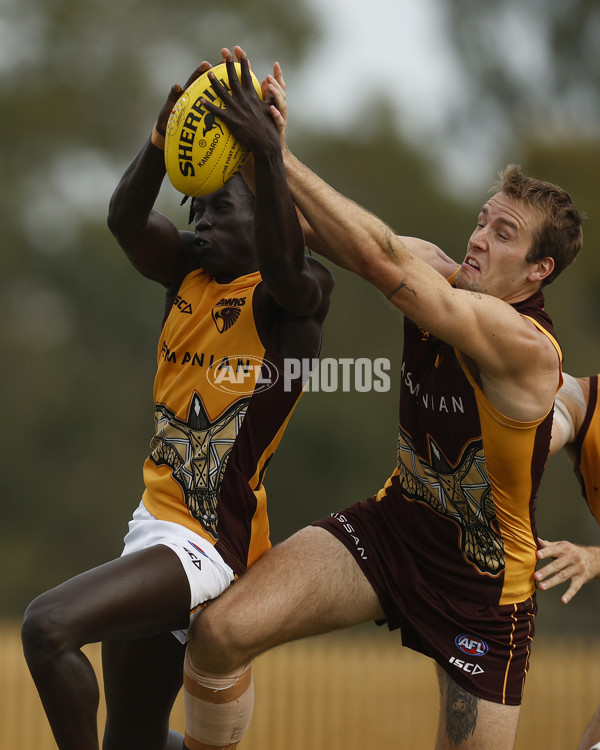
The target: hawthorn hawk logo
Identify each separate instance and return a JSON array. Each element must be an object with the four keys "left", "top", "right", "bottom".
[{"left": 211, "top": 296, "right": 246, "bottom": 333}]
